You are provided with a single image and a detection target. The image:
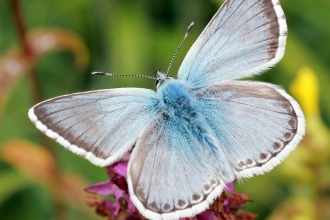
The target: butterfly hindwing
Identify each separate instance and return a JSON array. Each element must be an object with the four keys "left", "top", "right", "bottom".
[
  {"left": 127, "top": 115, "right": 235, "bottom": 220},
  {"left": 197, "top": 80, "right": 305, "bottom": 178},
  {"left": 28, "top": 88, "right": 158, "bottom": 167},
  {"left": 178, "top": 0, "right": 287, "bottom": 88}
]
